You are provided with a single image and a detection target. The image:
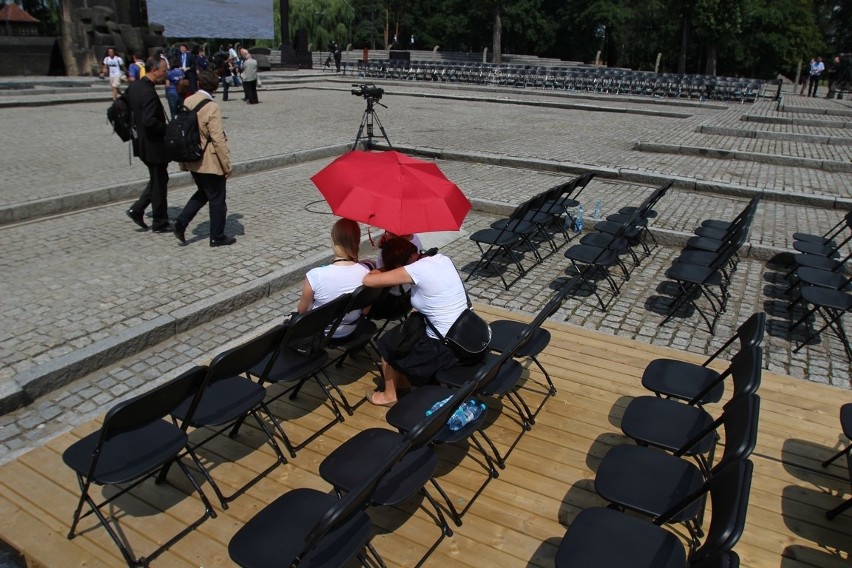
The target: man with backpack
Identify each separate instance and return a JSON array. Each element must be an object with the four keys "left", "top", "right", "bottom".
[
  {"left": 124, "top": 57, "right": 172, "bottom": 233},
  {"left": 173, "top": 70, "right": 236, "bottom": 247}
]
